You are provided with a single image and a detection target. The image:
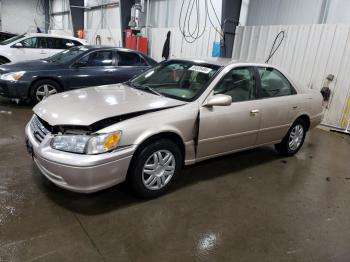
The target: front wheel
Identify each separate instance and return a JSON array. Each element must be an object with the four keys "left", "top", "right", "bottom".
[
  {"left": 30, "top": 80, "right": 61, "bottom": 104},
  {"left": 275, "top": 119, "right": 307, "bottom": 156},
  {"left": 129, "top": 139, "right": 182, "bottom": 198}
]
